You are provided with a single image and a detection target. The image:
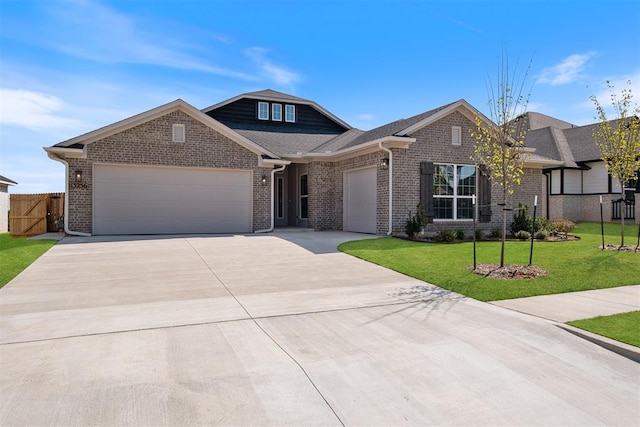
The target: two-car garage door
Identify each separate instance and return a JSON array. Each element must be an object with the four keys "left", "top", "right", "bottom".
[{"left": 93, "top": 164, "right": 252, "bottom": 235}]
